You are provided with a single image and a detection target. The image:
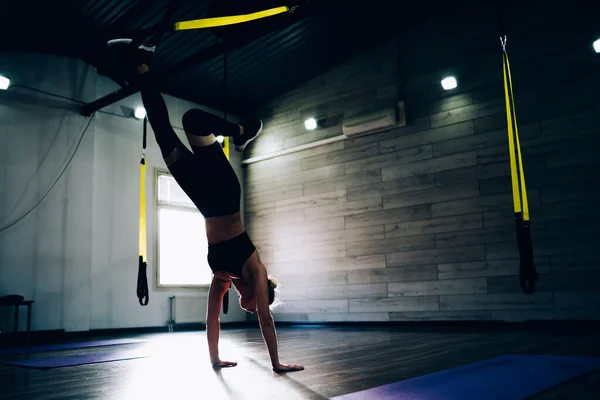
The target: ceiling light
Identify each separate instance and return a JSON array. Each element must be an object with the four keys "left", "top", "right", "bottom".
[
  {"left": 0, "top": 75, "right": 10, "bottom": 90},
  {"left": 441, "top": 76, "right": 457, "bottom": 90},
  {"left": 216, "top": 135, "right": 224, "bottom": 144},
  {"left": 593, "top": 38, "right": 600, "bottom": 53},
  {"left": 304, "top": 117, "right": 317, "bottom": 130},
  {"left": 134, "top": 107, "right": 146, "bottom": 119}
]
